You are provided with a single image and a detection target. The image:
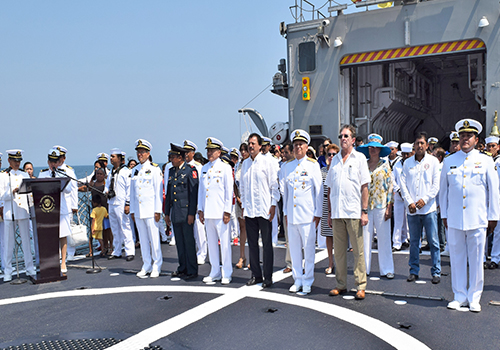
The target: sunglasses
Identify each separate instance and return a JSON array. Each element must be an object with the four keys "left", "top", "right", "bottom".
[
  {"left": 327, "top": 152, "right": 336, "bottom": 156},
  {"left": 338, "top": 134, "right": 350, "bottom": 139}
]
